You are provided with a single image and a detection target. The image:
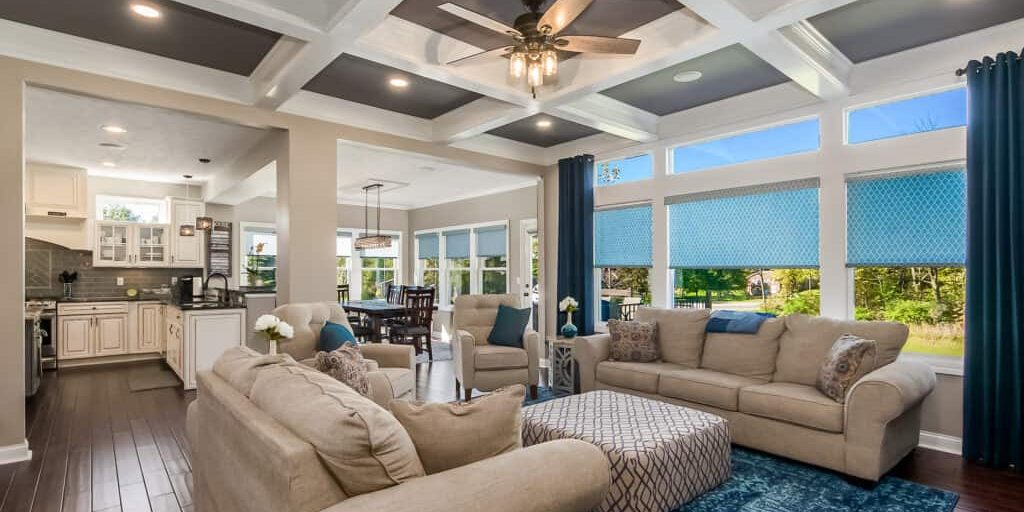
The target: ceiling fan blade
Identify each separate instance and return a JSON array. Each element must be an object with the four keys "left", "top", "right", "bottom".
[
  {"left": 438, "top": 2, "right": 521, "bottom": 36},
  {"left": 537, "top": 0, "right": 593, "bottom": 35},
  {"left": 556, "top": 35, "right": 641, "bottom": 55},
  {"left": 446, "top": 46, "right": 513, "bottom": 66}
]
